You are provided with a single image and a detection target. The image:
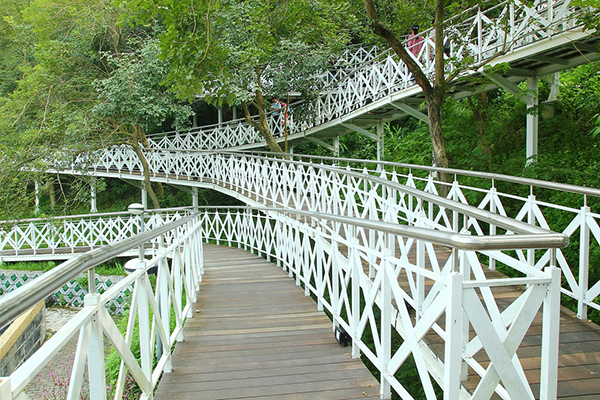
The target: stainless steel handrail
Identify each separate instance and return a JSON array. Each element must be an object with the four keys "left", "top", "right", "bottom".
[
  {"left": 246, "top": 150, "right": 600, "bottom": 199},
  {"left": 256, "top": 207, "right": 569, "bottom": 251},
  {"left": 209, "top": 151, "right": 561, "bottom": 235}
]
